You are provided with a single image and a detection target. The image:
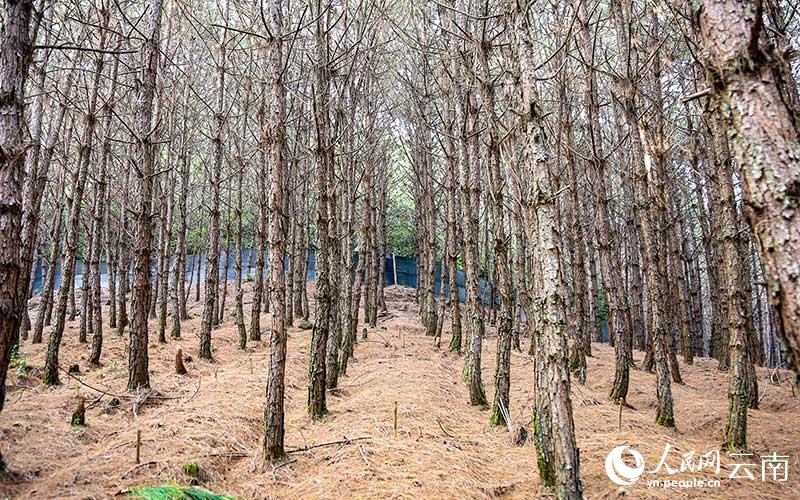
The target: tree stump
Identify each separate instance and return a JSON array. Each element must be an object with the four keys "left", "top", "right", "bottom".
[
  {"left": 175, "top": 347, "right": 188, "bottom": 375},
  {"left": 71, "top": 397, "right": 86, "bottom": 426},
  {"left": 513, "top": 426, "right": 528, "bottom": 446}
]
